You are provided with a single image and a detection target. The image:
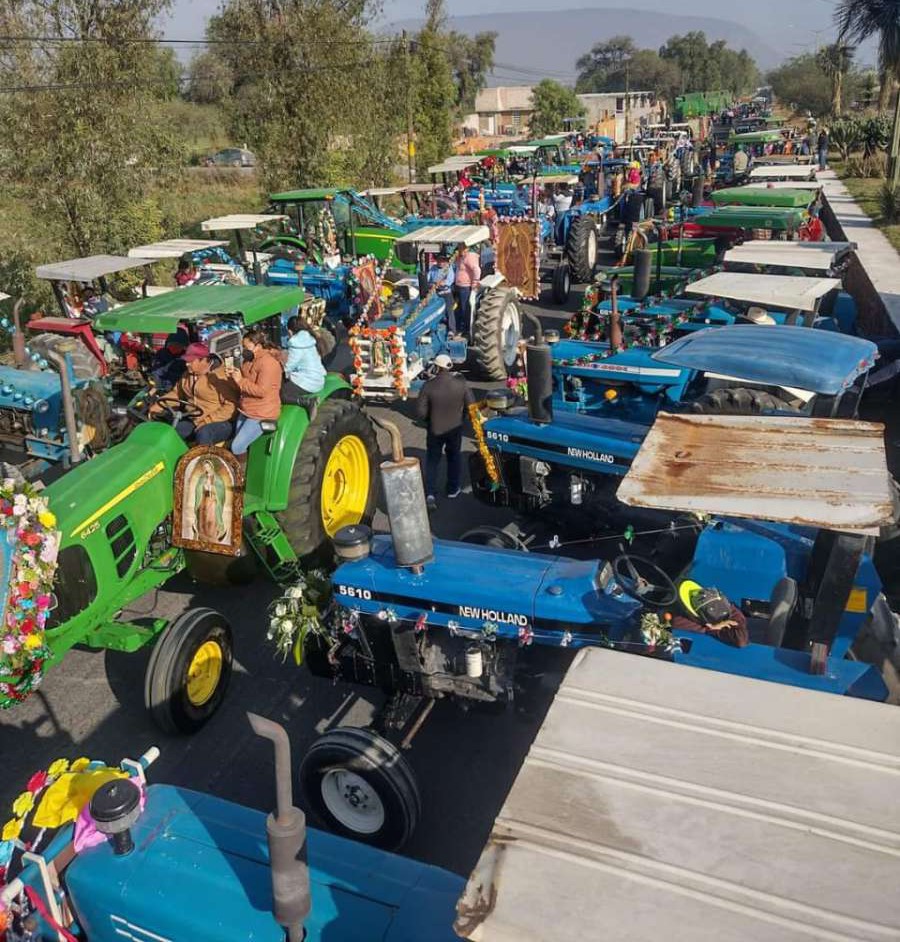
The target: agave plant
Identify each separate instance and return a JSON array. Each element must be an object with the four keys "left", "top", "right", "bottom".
[
  {"left": 861, "top": 115, "right": 891, "bottom": 175},
  {"left": 829, "top": 117, "right": 863, "bottom": 160}
]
